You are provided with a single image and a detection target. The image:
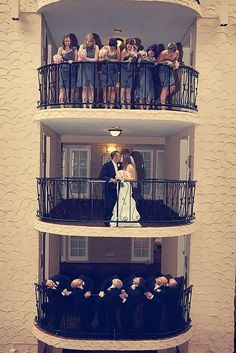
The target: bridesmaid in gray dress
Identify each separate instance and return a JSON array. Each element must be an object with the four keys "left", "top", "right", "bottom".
[
  {"left": 120, "top": 38, "right": 137, "bottom": 109},
  {"left": 77, "top": 33, "right": 99, "bottom": 108},
  {"left": 157, "top": 42, "right": 180, "bottom": 106},
  {"left": 135, "top": 48, "right": 155, "bottom": 109},
  {"left": 55, "top": 34, "right": 77, "bottom": 104},
  {"left": 99, "top": 38, "right": 120, "bottom": 108}
]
